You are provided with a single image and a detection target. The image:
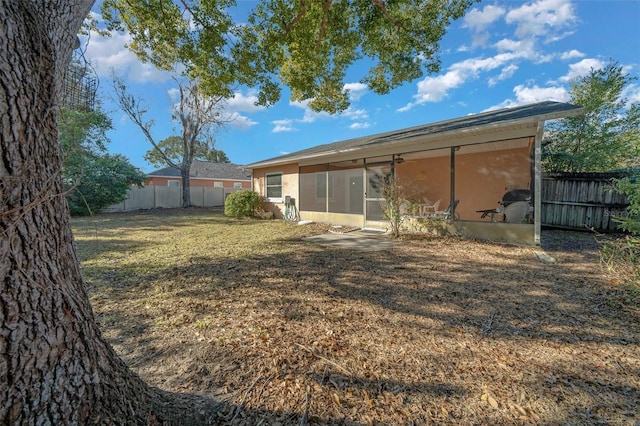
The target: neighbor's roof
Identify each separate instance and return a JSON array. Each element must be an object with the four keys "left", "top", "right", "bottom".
[
  {"left": 148, "top": 160, "right": 251, "bottom": 180},
  {"left": 246, "top": 101, "right": 583, "bottom": 168}
]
